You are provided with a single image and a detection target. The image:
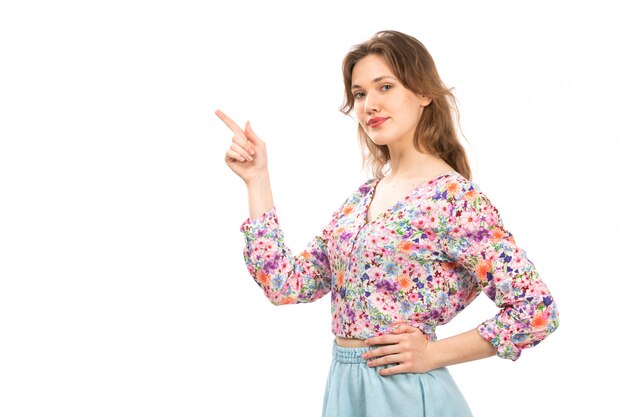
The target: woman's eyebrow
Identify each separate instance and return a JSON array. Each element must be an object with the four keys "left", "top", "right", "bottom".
[{"left": 351, "top": 75, "right": 397, "bottom": 89}]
